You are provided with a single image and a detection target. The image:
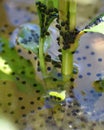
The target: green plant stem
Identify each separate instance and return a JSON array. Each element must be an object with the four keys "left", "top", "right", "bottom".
[
  {"left": 69, "top": 0, "right": 77, "bottom": 31},
  {"left": 62, "top": 49, "right": 73, "bottom": 81},
  {"left": 39, "top": 37, "right": 47, "bottom": 77}
]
